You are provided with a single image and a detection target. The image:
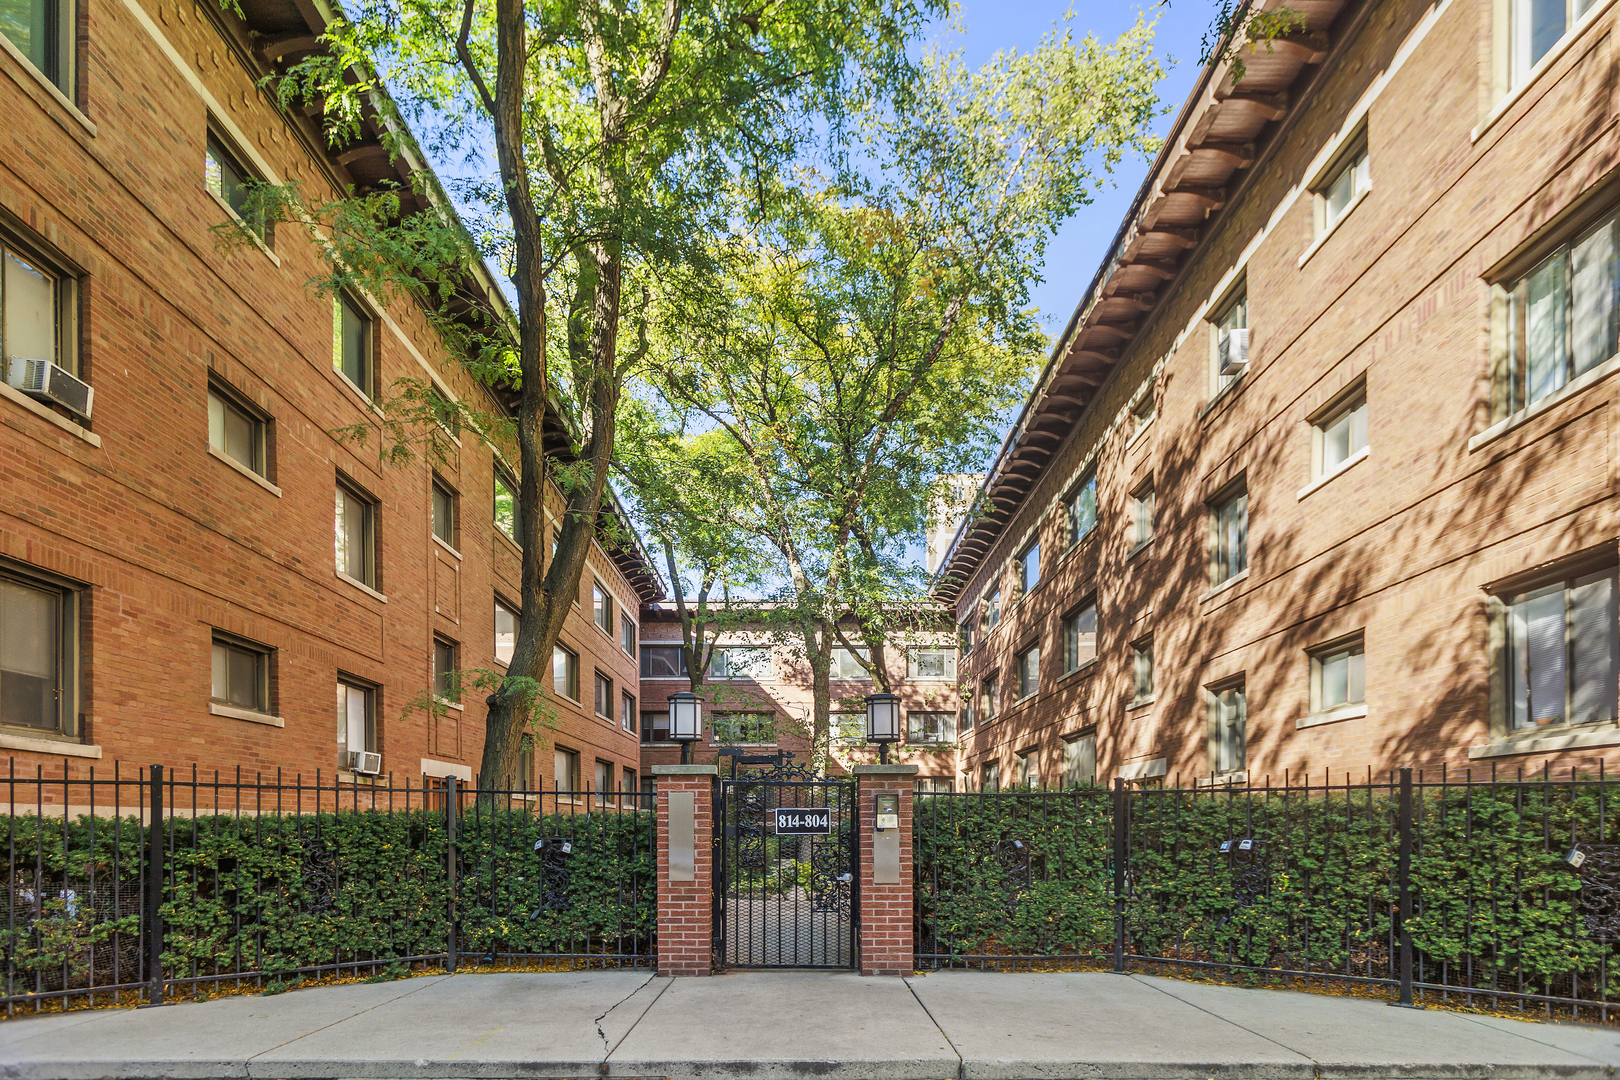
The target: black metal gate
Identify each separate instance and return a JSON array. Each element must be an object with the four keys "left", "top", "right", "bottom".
[{"left": 715, "top": 755, "right": 857, "bottom": 969}]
